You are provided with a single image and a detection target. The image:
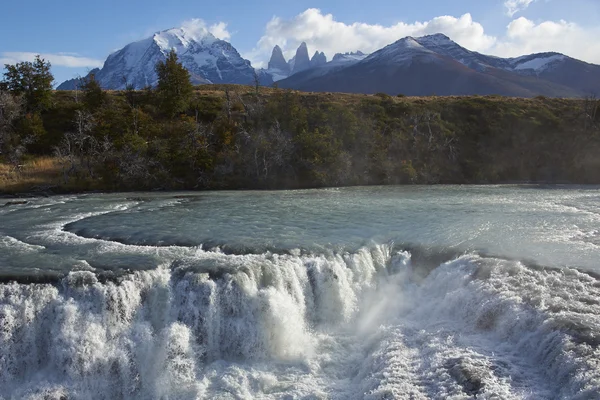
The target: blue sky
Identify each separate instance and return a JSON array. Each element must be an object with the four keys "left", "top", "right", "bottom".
[{"left": 1, "top": 0, "right": 599, "bottom": 85}]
